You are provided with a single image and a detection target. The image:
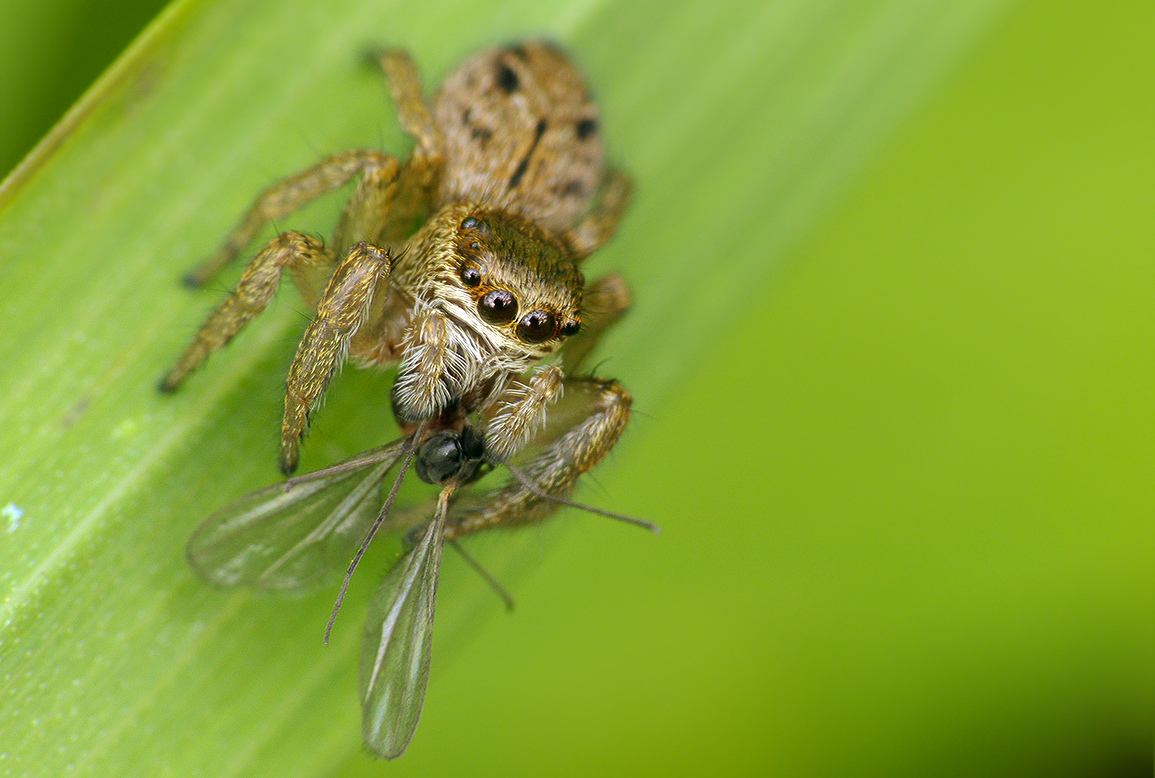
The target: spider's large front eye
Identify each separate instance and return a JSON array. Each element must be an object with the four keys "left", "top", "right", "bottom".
[
  {"left": 517, "top": 310, "right": 556, "bottom": 343},
  {"left": 478, "top": 289, "right": 517, "bottom": 324}
]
